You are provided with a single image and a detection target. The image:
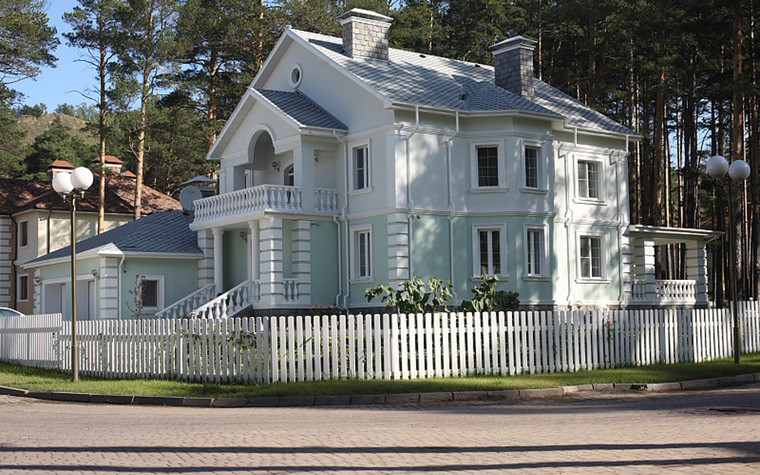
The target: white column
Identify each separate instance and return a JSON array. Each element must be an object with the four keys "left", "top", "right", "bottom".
[
  {"left": 633, "top": 238, "right": 656, "bottom": 303},
  {"left": 197, "top": 230, "right": 214, "bottom": 288},
  {"left": 686, "top": 240, "right": 709, "bottom": 305},
  {"left": 212, "top": 228, "right": 224, "bottom": 292},
  {"left": 249, "top": 221, "right": 260, "bottom": 280},
  {"left": 259, "top": 217, "right": 283, "bottom": 306},
  {"left": 292, "top": 220, "right": 312, "bottom": 304},
  {"left": 99, "top": 256, "right": 119, "bottom": 319}
]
